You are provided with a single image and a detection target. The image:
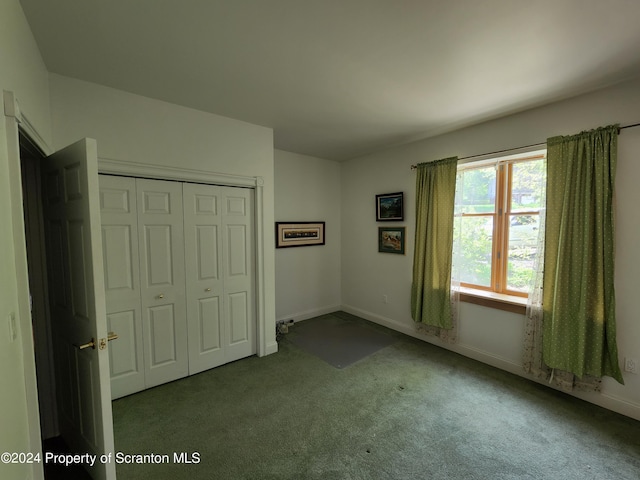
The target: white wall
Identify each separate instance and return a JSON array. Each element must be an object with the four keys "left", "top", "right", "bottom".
[
  {"left": 48, "top": 74, "right": 279, "bottom": 356},
  {"left": 0, "top": 1, "right": 52, "bottom": 146},
  {"left": 341, "top": 77, "right": 640, "bottom": 420},
  {"left": 274, "top": 150, "right": 341, "bottom": 321},
  {"left": 0, "top": 1, "right": 51, "bottom": 479}
]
